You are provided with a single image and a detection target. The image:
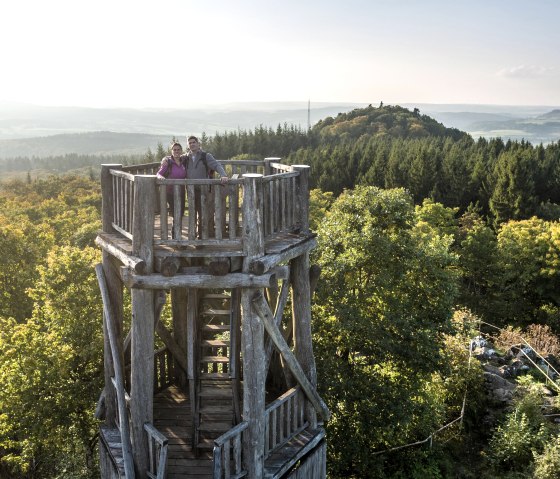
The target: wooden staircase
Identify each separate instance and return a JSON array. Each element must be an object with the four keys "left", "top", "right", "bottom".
[{"left": 194, "top": 289, "right": 241, "bottom": 452}]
